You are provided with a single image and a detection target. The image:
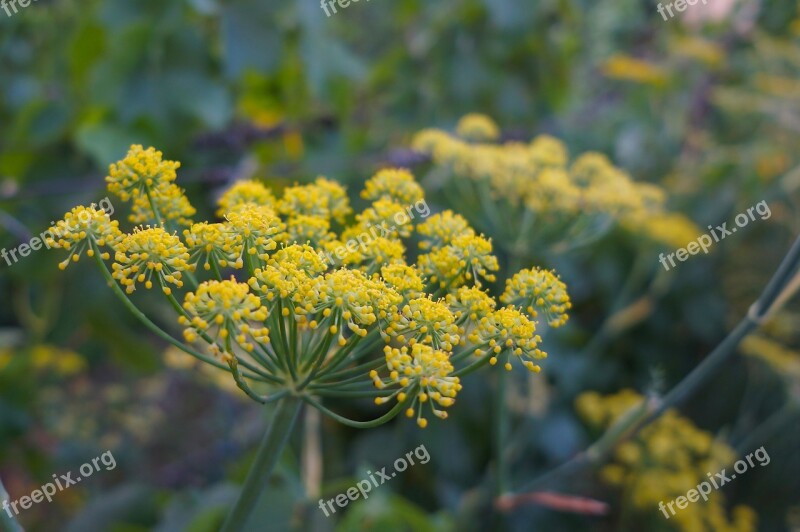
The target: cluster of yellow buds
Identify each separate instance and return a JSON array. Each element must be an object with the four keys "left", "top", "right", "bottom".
[
  {"left": 576, "top": 390, "right": 757, "bottom": 531},
  {"left": 49, "top": 144, "right": 573, "bottom": 429},
  {"left": 411, "top": 114, "right": 701, "bottom": 254}
]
